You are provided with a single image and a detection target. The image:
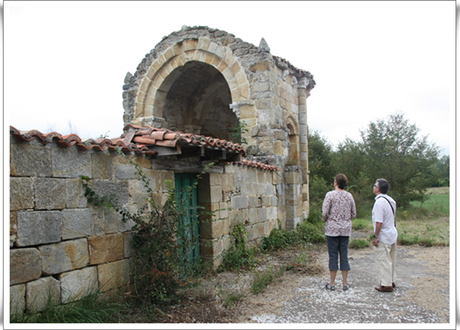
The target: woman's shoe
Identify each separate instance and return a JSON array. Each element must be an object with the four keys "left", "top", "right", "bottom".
[
  {"left": 343, "top": 284, "right": 350, "bottom": 291},
  {"left": 325, "top": 283, "right": 336, "bottom": 291}
]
